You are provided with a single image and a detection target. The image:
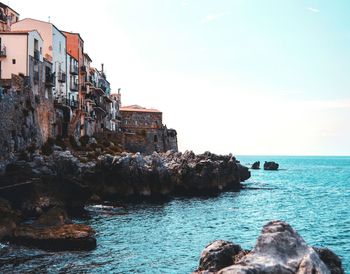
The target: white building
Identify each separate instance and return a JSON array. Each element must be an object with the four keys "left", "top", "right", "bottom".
[
  {"left": 11, "top": 18, "right": 67, "bottom": 101},
  {"left": 66, "top": 53, "right": 79, "bottom": 108}
]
